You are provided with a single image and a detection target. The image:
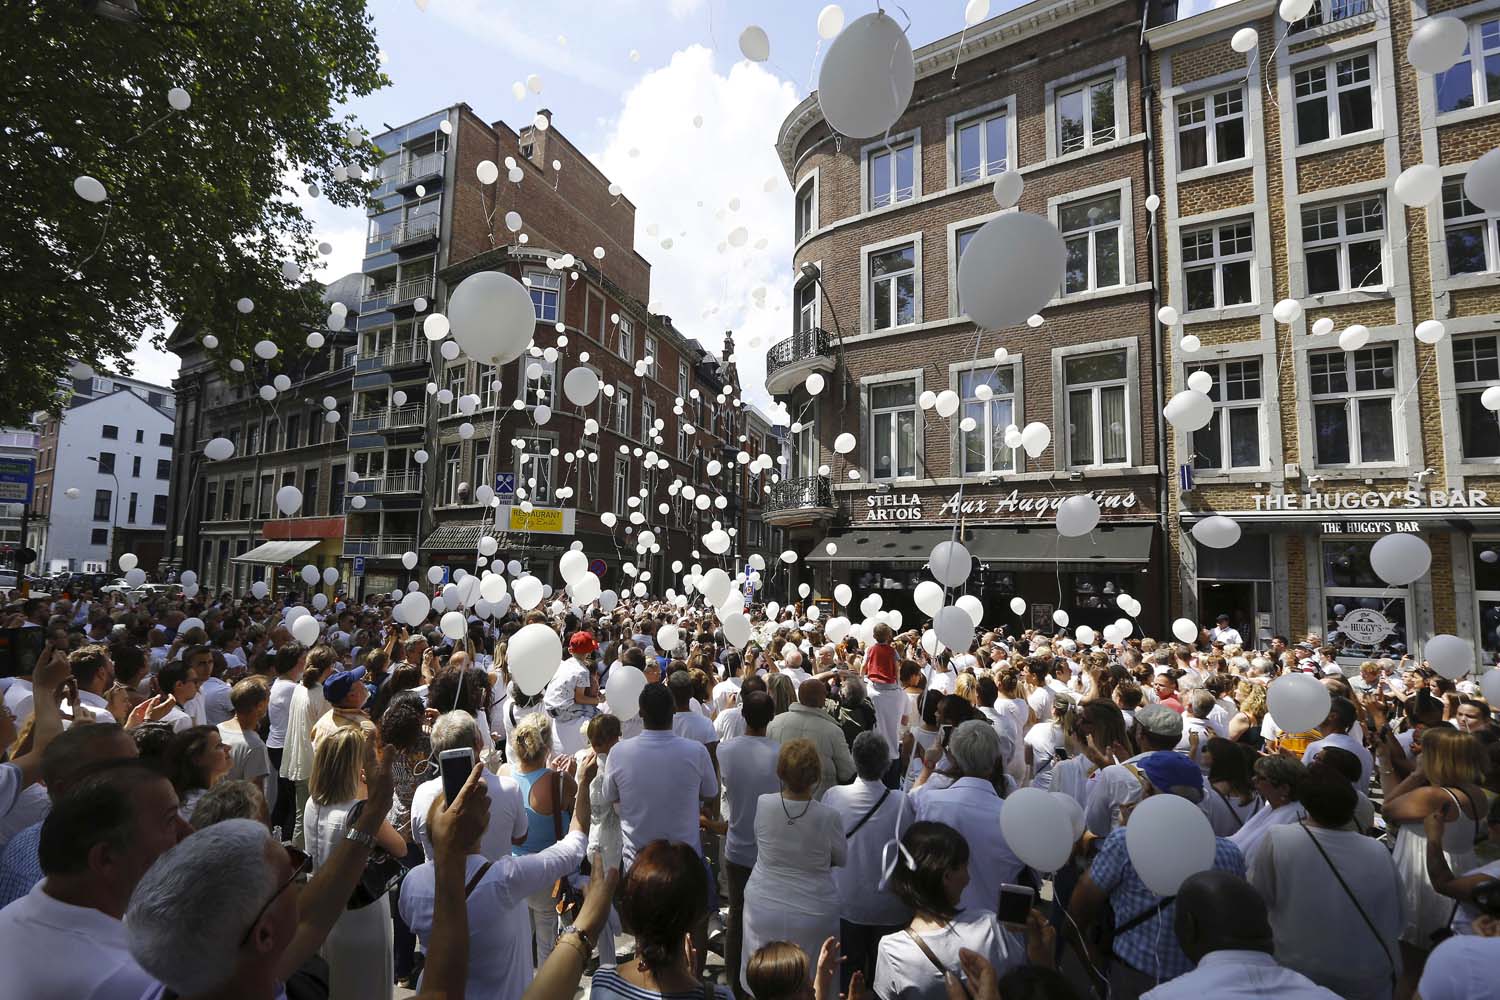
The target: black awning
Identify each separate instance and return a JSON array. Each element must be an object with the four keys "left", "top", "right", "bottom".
[
  {"left": 806, "top": 524, "right": 1154, "bottom": 570},
  {"left": 805, "top": 528, "right": 958, "bottom": 563}
]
